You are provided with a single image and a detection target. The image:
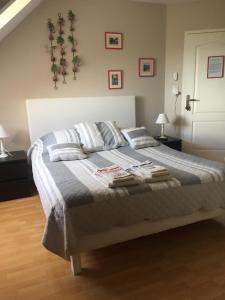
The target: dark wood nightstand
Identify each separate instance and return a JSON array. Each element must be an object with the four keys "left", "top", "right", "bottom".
[
  {"left": 0, "top": 151, "right": 31, "bottom": 201},
  {"left": 154, "top": 136, "right": 182, "bottom": 151}
]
